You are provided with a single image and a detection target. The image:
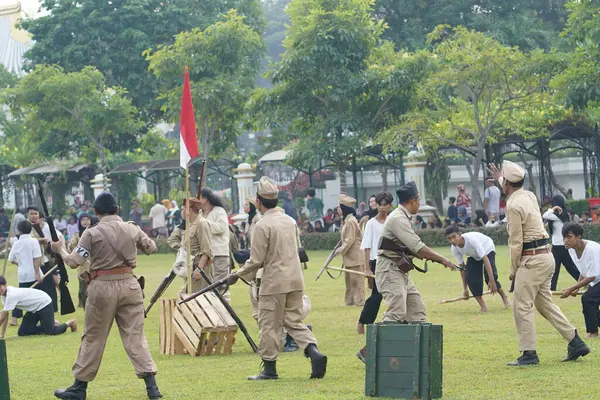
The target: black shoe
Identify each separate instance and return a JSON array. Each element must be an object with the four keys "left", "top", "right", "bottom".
[
  {"left": 563, "top": 330, "right": 591, "bottom": 362},
  {"left": 306, "top": 324, "right": 313, "bottom": 332},
  {"left": 506, "top": 351, "right": 539, "bottom": 366},
  {"left": 54, "top": 379, "right": 87, "bottom": 400},
  {"left": 304, "top": 343, "right": 328, "bottom": 379},
  {"left": 248, "top": 360, "right": 279, "bottom": 380},
  {"left": 284, "top": 334, "right": 299, "bottom": 352},
  {"left": 143, "top": 375, "right": 163, "bottom": 399}
]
